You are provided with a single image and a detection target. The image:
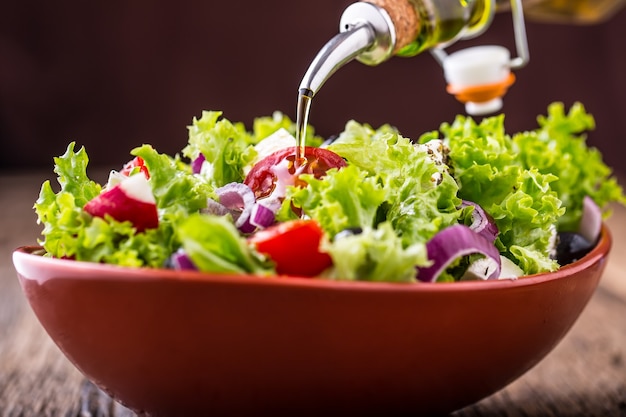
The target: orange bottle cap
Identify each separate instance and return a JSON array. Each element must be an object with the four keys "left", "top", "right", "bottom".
[
  {"left": 447, "top": 73, "right": 516, "bottom": 115},
  {"left": 442, "top": 45, "right": 515, "bottom": 115}
]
